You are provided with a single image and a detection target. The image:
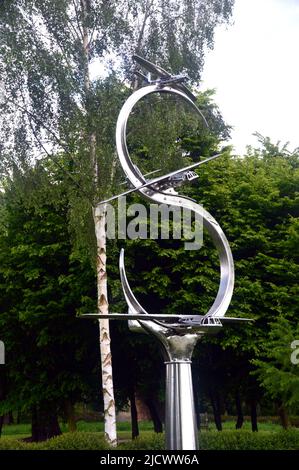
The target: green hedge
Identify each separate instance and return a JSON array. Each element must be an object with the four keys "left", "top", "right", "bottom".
[
  {"left": 198, "top": 430, "right": 299, "bottom": 450},
  {"left": 1, "top": 430, "right": 299, "bottom": 450},
  {"left": 119, "top": 430, "right": 299, "bottom": 450},
  {"left": 0, "top": 433, "right": 108, "bottom": 450}
]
